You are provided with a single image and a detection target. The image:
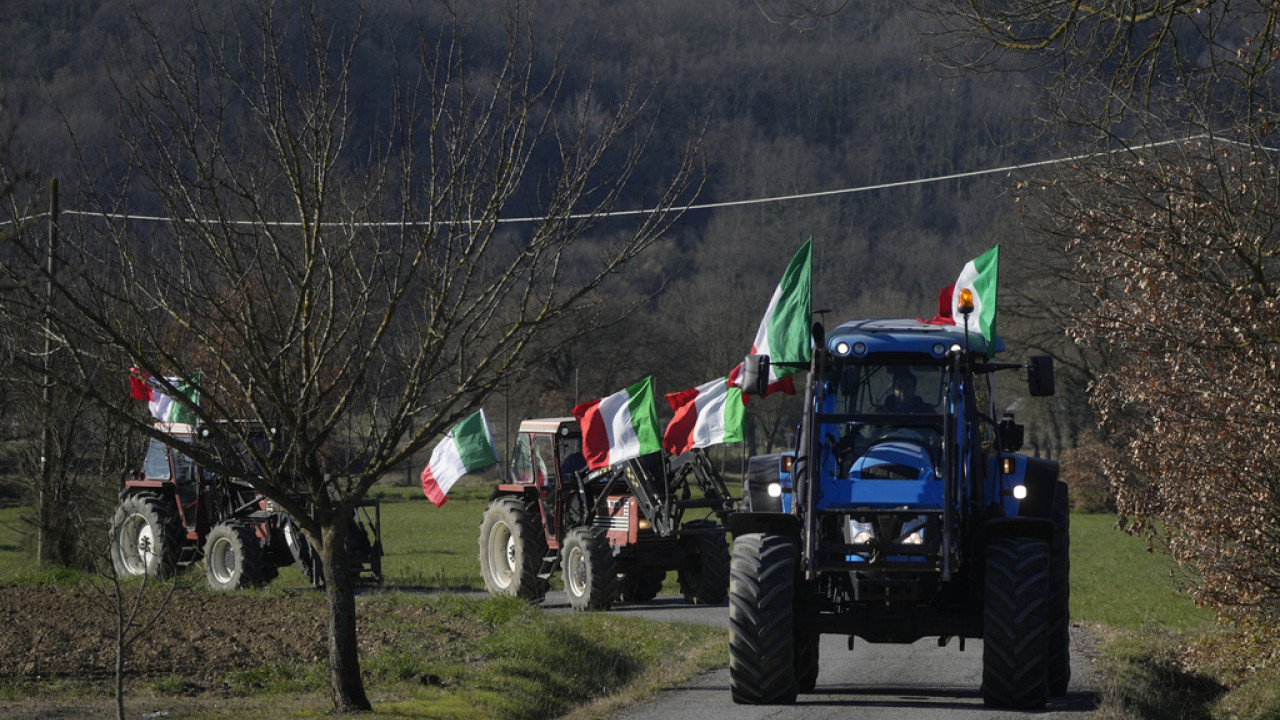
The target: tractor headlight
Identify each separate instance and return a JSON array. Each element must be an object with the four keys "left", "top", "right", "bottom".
[
  {"left": 1012, "top": 484, "right": 1028, "bottom": 500},
  {"left": 849, "top": 519, "right": 874, "bottom": 545},
  {"left": 767, "top": 482, "right": 782, "bottom": 498},
  {"left": 897, "top": 515, "right": 927, "bottom": 545}
]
